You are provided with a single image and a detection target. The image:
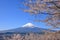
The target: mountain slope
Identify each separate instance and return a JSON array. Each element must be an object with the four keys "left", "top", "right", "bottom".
[{"left": 0, "top": 27, "right": 55, "bottom": 34}]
